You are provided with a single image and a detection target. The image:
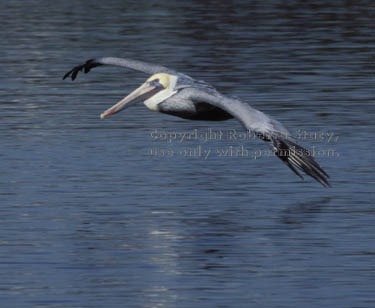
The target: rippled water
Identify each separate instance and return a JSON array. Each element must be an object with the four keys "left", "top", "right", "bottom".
[{"left": 0, "top": 1, "right": 374, "bottom": 307}]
